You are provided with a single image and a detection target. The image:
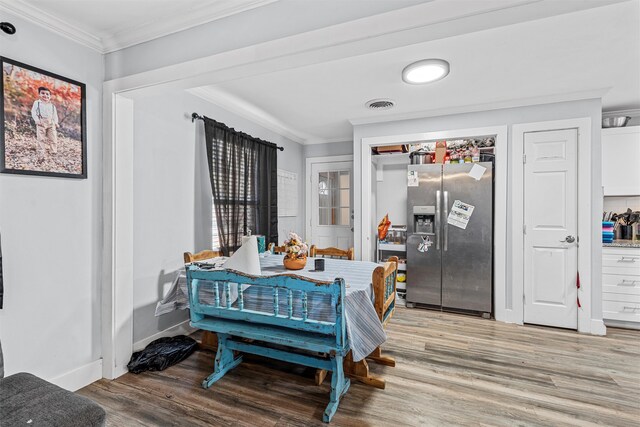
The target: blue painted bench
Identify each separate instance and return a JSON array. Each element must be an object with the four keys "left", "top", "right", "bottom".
[{"left": 186, "top": 266, "right": 351, "bottom": 423}]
